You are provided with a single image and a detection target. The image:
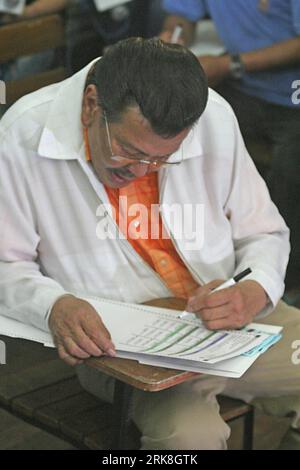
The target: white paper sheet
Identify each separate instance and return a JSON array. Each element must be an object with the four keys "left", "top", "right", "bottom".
[
  {"left": 93, "top": 0, "right": 132, "bottom": 12},
  {"left": 0, "top": 0, "right": 25, "bottom": 15},
  {"left": 0, "top": 314, "right": 54, "bottom": 346},
  {"left": 117, "top": 350, "right": 260, "bottom": 378}
]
